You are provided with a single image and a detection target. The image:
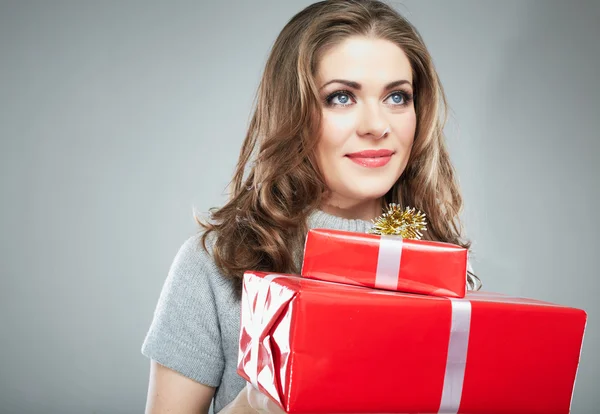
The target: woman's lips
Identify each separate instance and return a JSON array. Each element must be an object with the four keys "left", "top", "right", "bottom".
[{"left": 345, "top": 149, "right": 394, "bottom": 168}]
